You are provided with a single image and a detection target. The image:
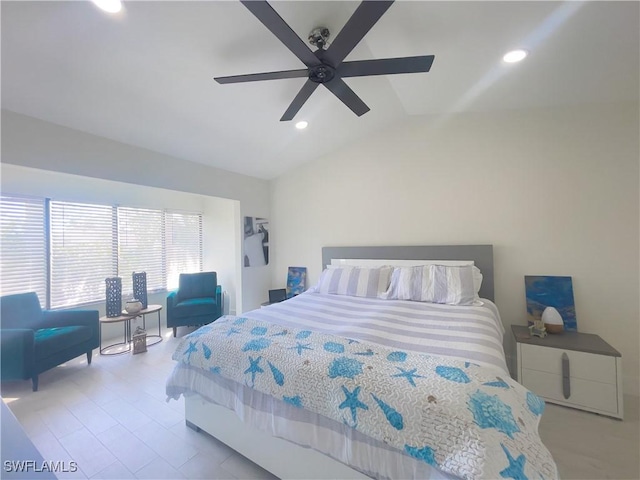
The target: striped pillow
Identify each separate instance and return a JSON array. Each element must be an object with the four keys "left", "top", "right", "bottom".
[
  {"left": 316, "top": 266, "right": 393, "bottom": 298},
  {"left": 384, "top": 265, "right": 476, "bottom": 305}
]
